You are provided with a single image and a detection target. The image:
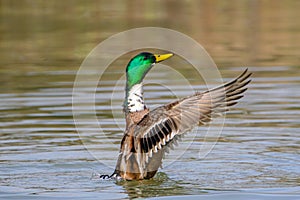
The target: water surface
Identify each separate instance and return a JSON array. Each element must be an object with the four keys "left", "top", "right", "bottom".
[{"left": 0, "top": 1, "right": 299, "bottom": 199}]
